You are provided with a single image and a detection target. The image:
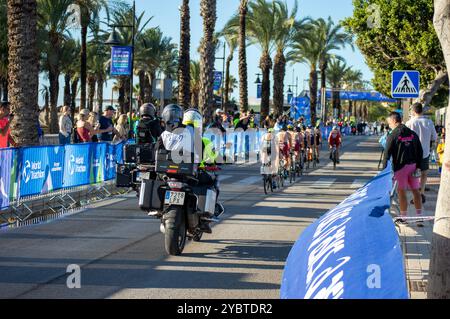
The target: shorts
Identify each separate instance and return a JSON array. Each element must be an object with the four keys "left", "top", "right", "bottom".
[
  {"left": 294, "top": 142, "right": 301, "bottom": 152},
  {"left": 394, "top": 164, "right": 420, "bottom": 191},
  {"left": 280, "top": 144, "right": 289, "bottom": 158},
  {"left": 421, "top": 156, "right": 430, "bottom": 171}
]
